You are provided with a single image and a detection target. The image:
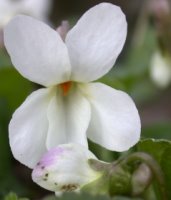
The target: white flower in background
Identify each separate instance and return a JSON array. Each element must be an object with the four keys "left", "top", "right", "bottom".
[
  {"left": 0, "top": 0, "right": 52, "bottom": 28},
  {"left": 150, "top": 51, "right": 171, "bottom": 88},
  {"left": 5, "top": 3, "right": 141, "bottom": 168},
  {"left": 32, "top": 143, "right": 101, "bottom": 194}
]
